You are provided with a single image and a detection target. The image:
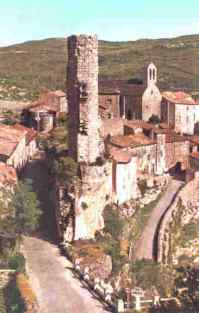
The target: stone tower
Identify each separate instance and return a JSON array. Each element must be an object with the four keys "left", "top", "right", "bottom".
[
  {"left": 142, "top": 63, "right": 162, "bottom": 122},
  {"left": 67, "top": 35, "right": 101, "bottom": 164}
]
